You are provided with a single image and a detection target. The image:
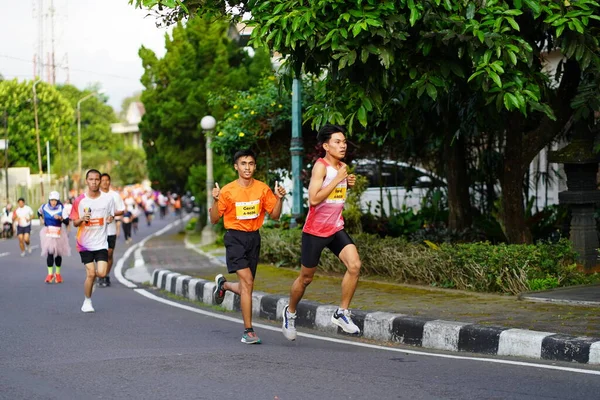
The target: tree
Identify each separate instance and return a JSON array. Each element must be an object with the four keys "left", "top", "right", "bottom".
[
  {"left": 112, "top": 146, "right": 147, "bottom": 186},
  {"left": 138, "top": 15, "right": 273, "bottom": 192},
  {"left": 55, "top": 84, "right": 120, "bottom": 178},
  {"left": 0, "top": 79, "right": 74, "bottom": 172}
]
